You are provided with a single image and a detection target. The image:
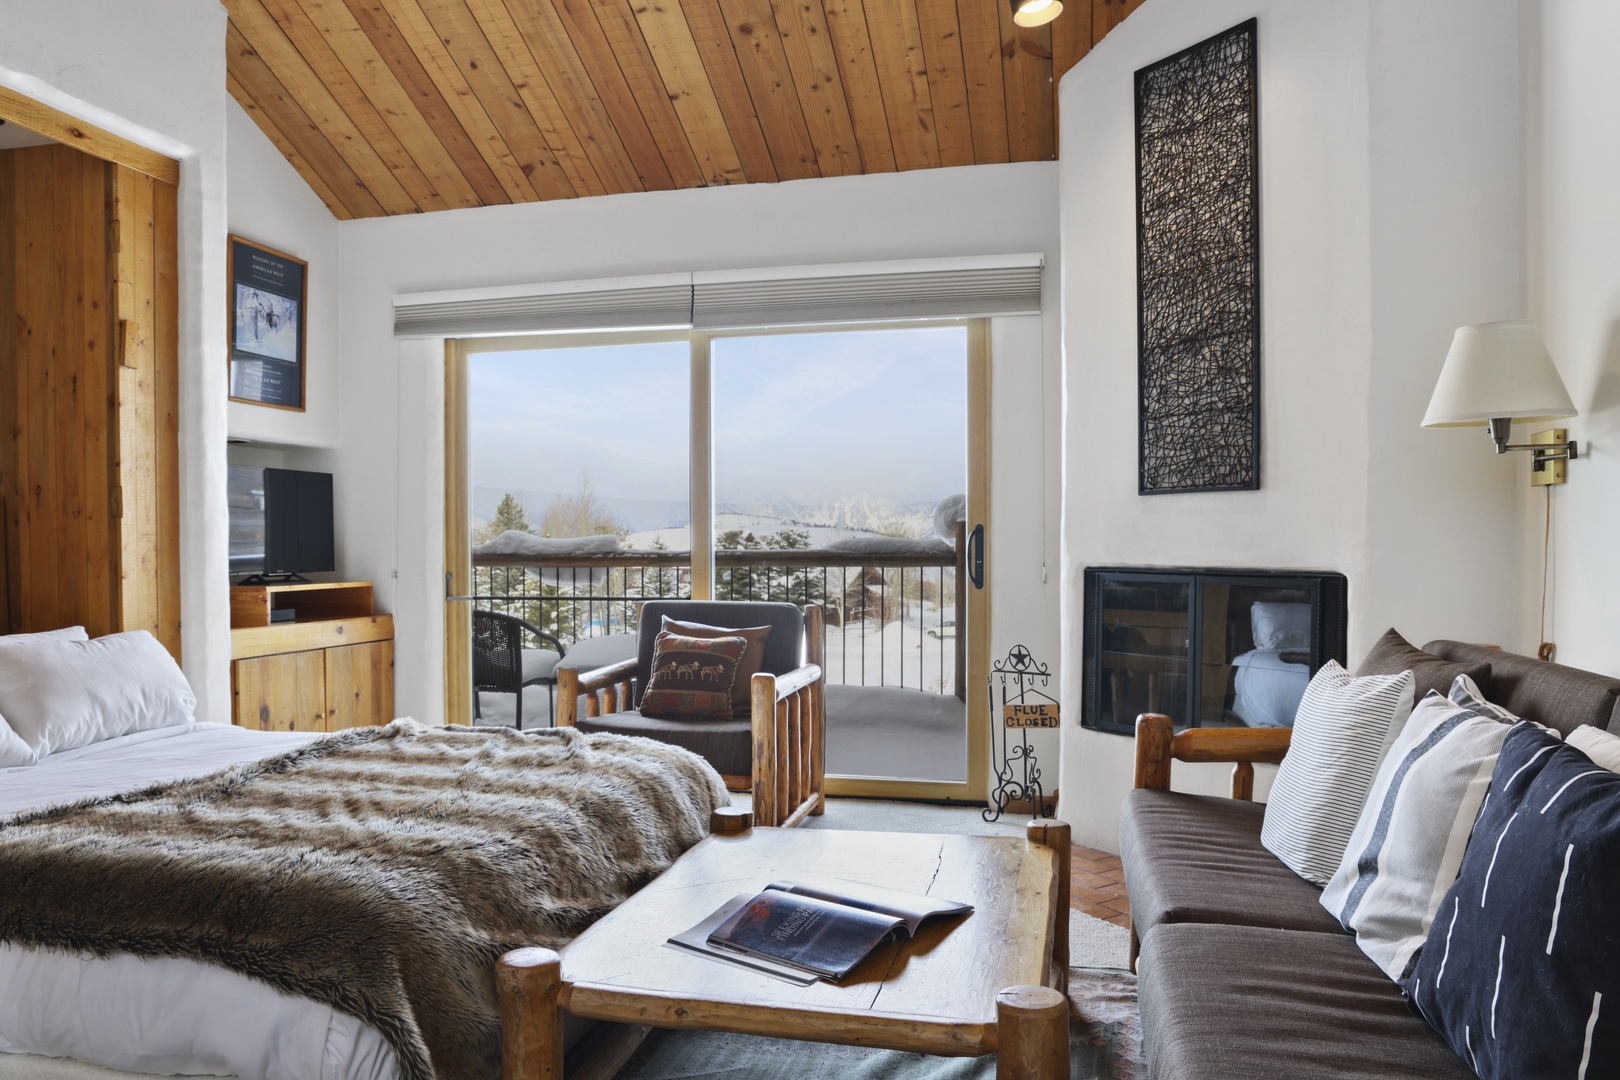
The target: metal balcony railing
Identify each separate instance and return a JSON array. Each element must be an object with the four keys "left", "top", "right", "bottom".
[{"left": 470, "top": 542, "right": 965, "bottom": 699}]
